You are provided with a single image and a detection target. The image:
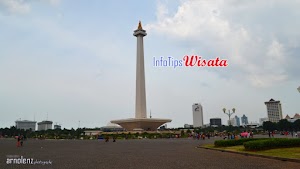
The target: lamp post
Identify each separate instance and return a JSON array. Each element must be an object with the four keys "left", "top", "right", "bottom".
[{"left": 223, "top": 108, "right": 236, "bottom": 126}]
